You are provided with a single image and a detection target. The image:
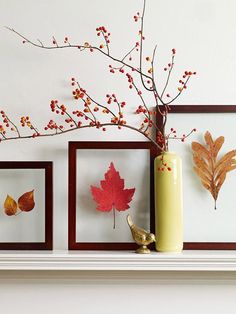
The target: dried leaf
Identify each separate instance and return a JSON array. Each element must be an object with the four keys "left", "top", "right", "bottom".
[
  {"left": 192, "top": 131, "right": 236, "bottom": 209},
  {"left": 193, "top": 154, "right": 212, "bottom": 177},
  {"left": 192, "top": 142, "right": 211, "bottom": 161},
  {"left": 193, "top": 166, "right": 211, "bottom": 185},
  {"left": 228, "top": 165, "right": 236, "bottom": 172},
  {"left": 213, "top": 136, "right": 224, "bottom": 159},
  {"left": 204, "top": 131, "right": 214, "bottom": 151},
  {"left": 201, "top": 181, "right": 211, "bottom": 191},
  {"left": 215, "top": 172, "right": 226, "bottom": 199},
  {"left": 4, "top": 195, "right": 17, "bottom": 216},
  {"left": 18, "top": 190, "right": 35, "bottom": 212},
  {"left": 215, "top": 150, "right": 236, "bottom": 173}
]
